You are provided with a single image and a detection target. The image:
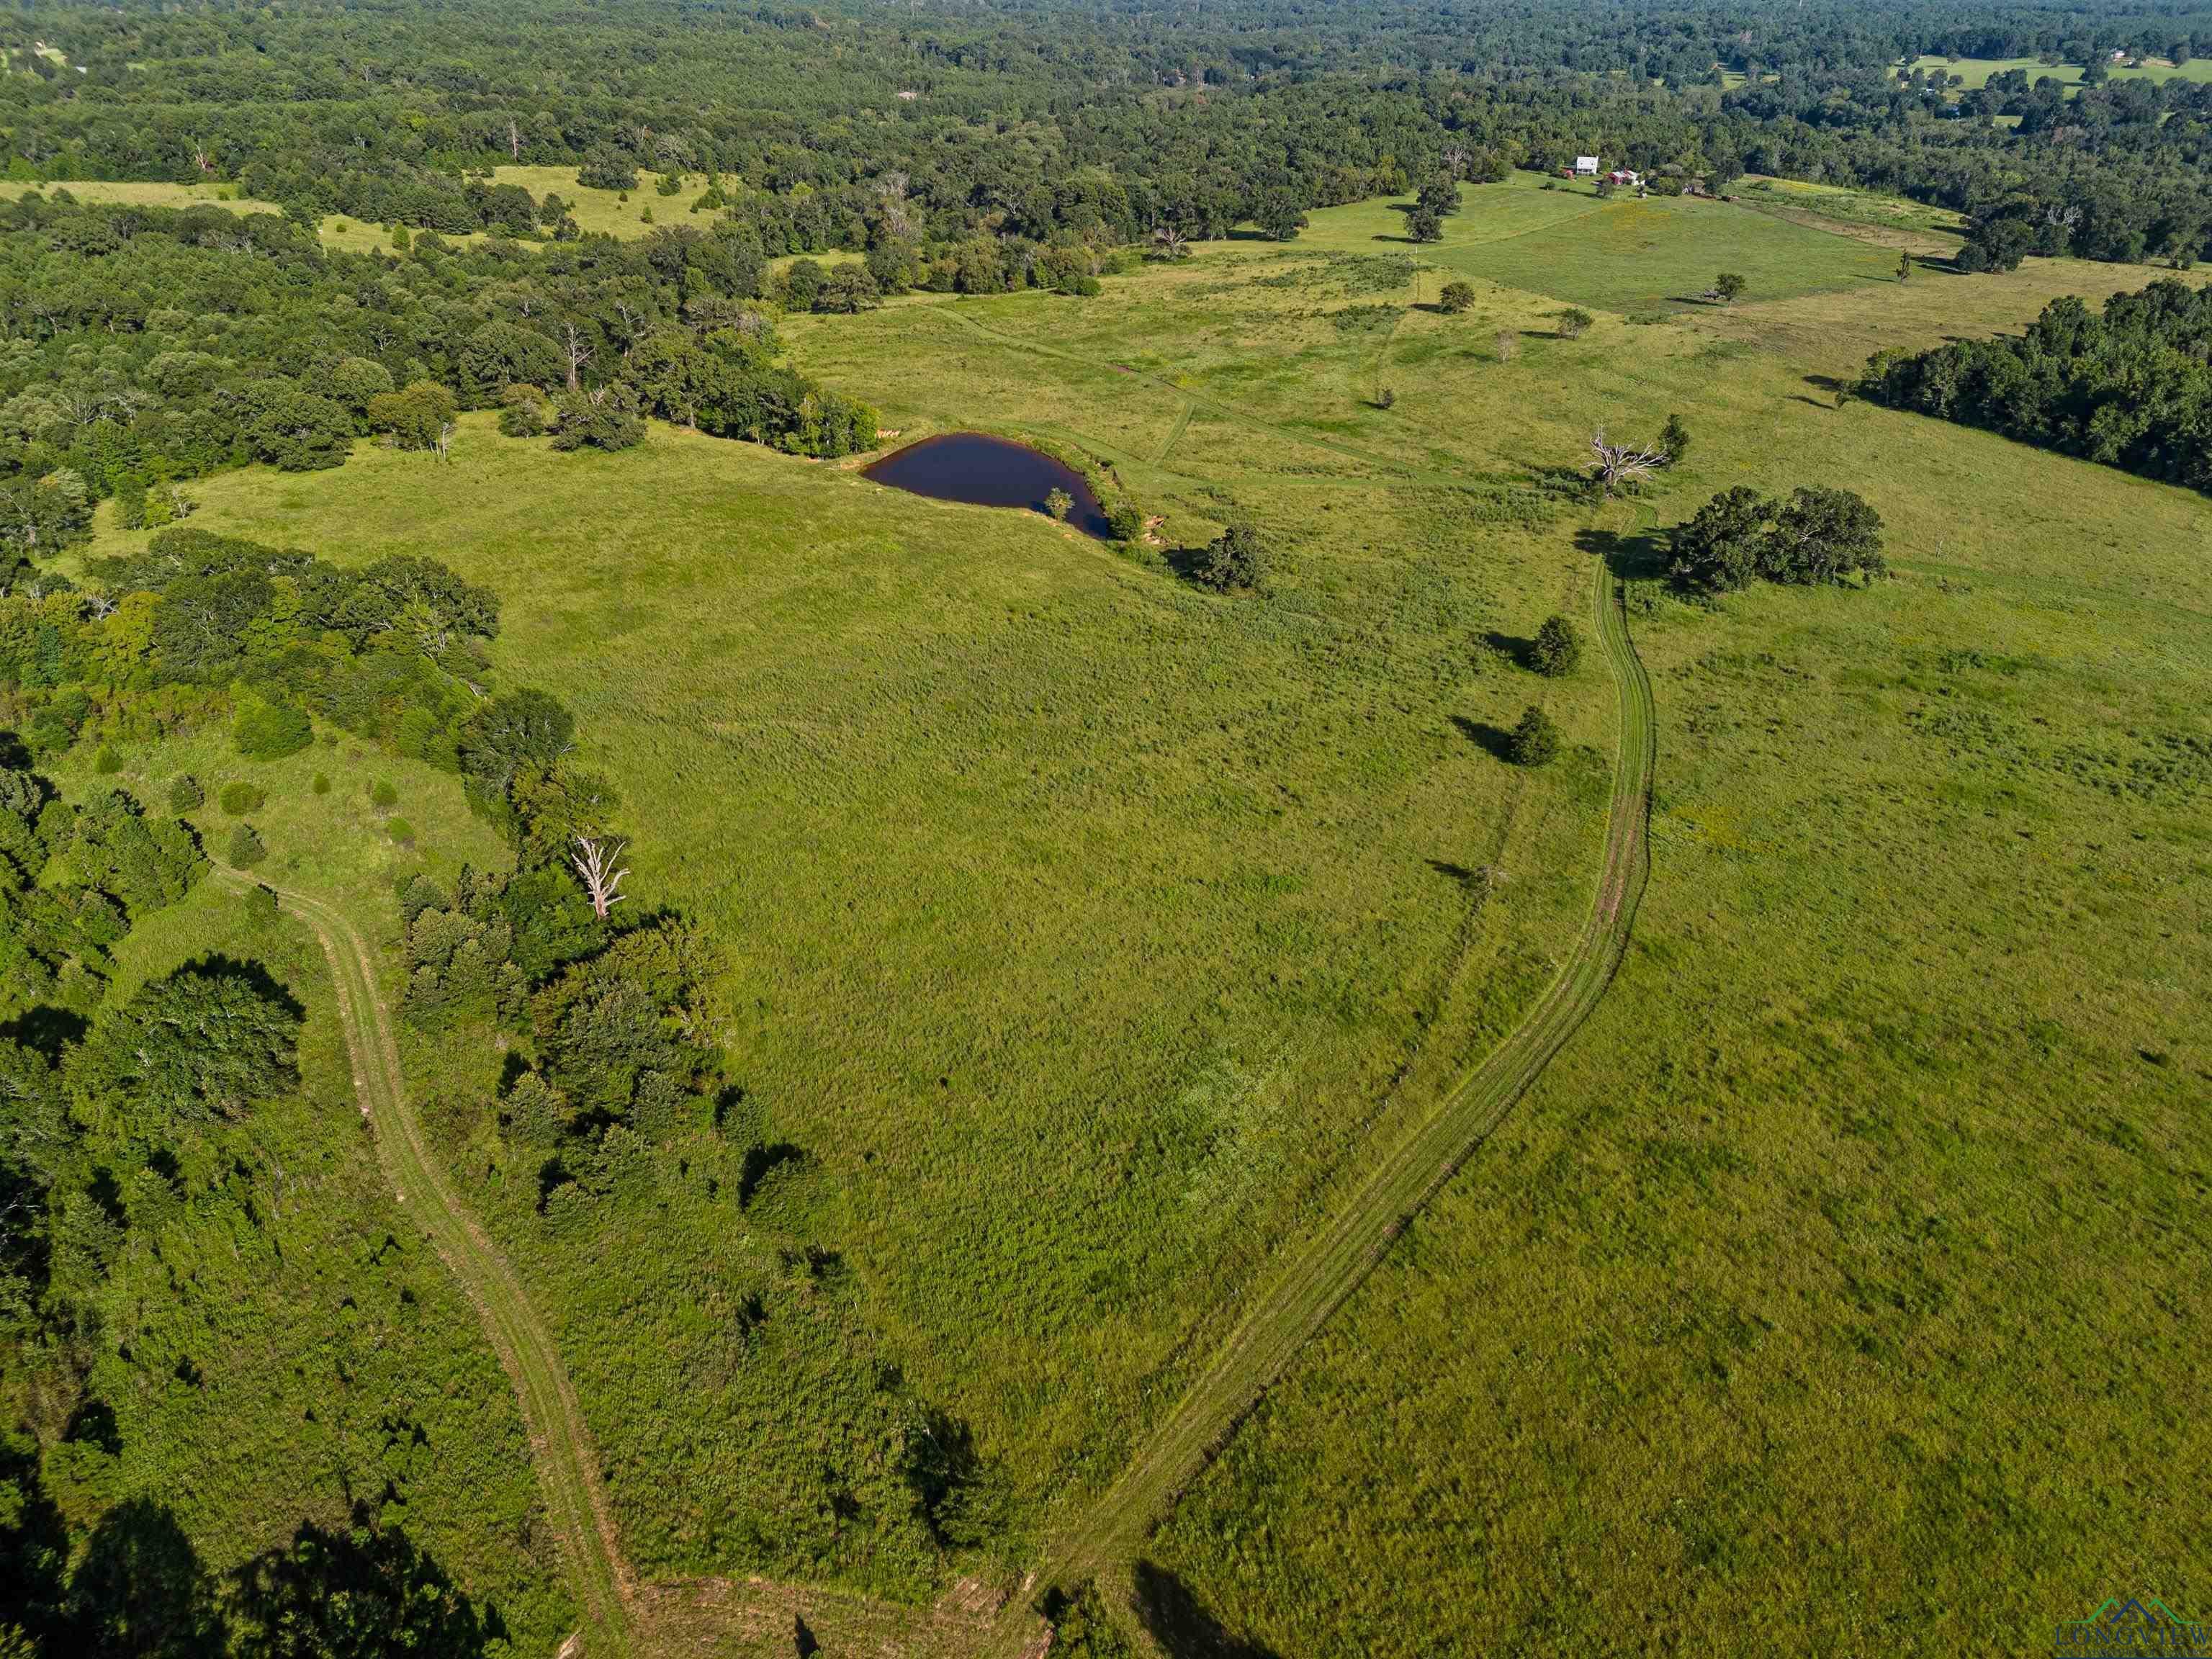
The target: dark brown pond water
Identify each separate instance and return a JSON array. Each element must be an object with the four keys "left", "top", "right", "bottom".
[{"left": 863, "top": 431, "right": 1110, "bottom": 539}]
